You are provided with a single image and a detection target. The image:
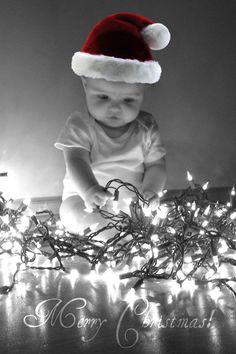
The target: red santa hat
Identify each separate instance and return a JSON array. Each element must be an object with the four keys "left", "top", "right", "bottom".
[{"left": 71, "top": 12, "right": 171, "bottom": 84}]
